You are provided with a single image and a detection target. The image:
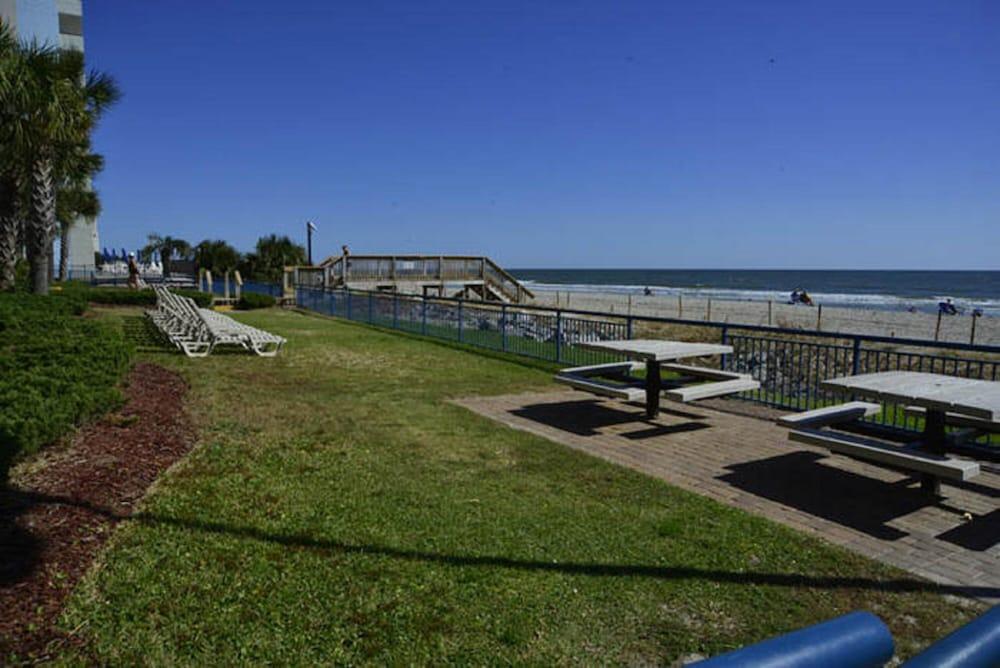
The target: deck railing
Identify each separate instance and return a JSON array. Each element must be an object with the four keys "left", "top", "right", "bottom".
[
  {"left": 318, "top": 255, "right": 534, "bottom": 302},
  {"left": 294, "top": 285, "right": 1000, "bottom": 452}
]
